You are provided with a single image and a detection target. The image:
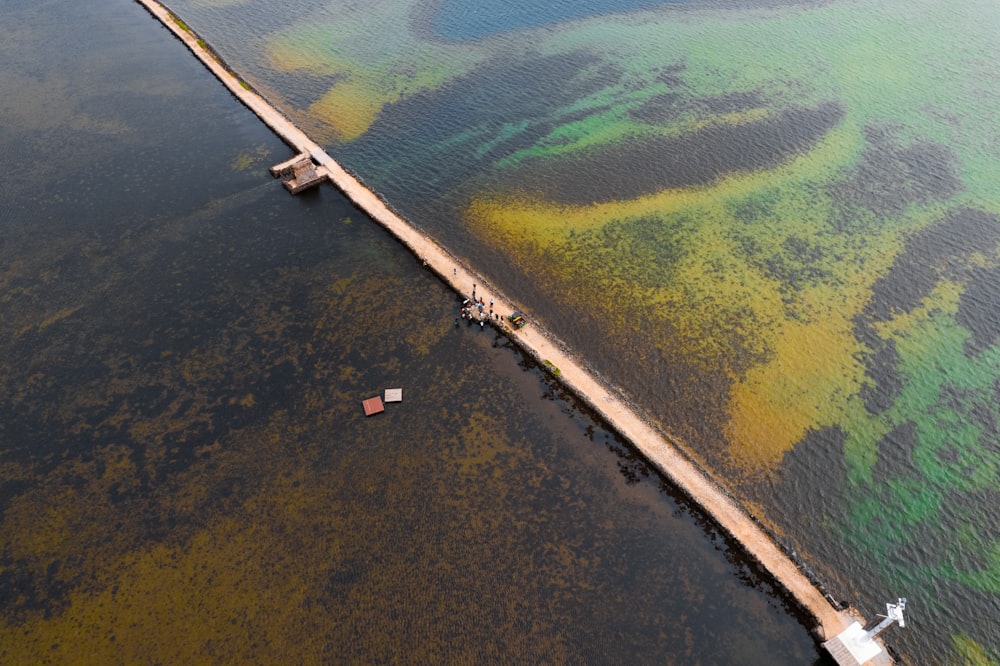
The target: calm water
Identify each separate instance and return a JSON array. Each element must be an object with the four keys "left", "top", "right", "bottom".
[
  {"left": 158, "top": 0, "right": 1000, "bottom": 662},
  {"left": 0, "top": 0, "right": 829, "bottom": 662},
  {"left": 430, "top": 0, "right": 690, "bottom": 40}
]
